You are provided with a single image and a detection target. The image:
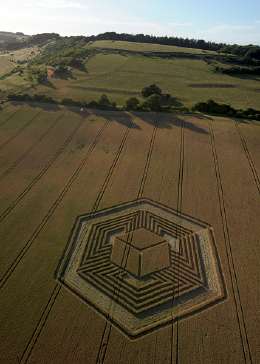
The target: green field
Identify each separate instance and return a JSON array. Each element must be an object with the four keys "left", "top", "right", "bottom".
[
  {"left": 87, "top": 40, "right": 218, "bottom": 55},
  {"left": 33, "top": 51, "right": 260, "bottom": 110},
  {"left": 0, "top": 56, "right": 14, "bottom": 77},
  {"left": 0, "top": 47, "right": 39, "bottom": 94},
  {"left": 1, "top": 39, "right": 260, "bottom": 111}
]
